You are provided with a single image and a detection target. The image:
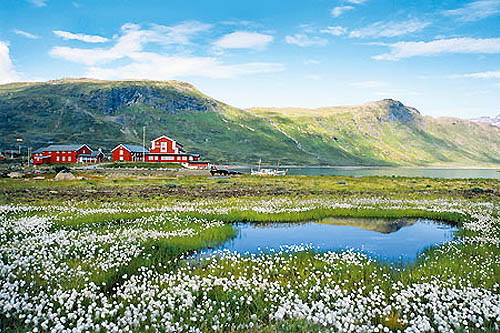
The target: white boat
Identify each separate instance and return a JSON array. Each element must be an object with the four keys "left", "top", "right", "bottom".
[
  {"left": 251, "top": 159, "right": 288, "bottom": 176},
  {"left": 251, "top": 168, "right": 288, "bottom": 176}
]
